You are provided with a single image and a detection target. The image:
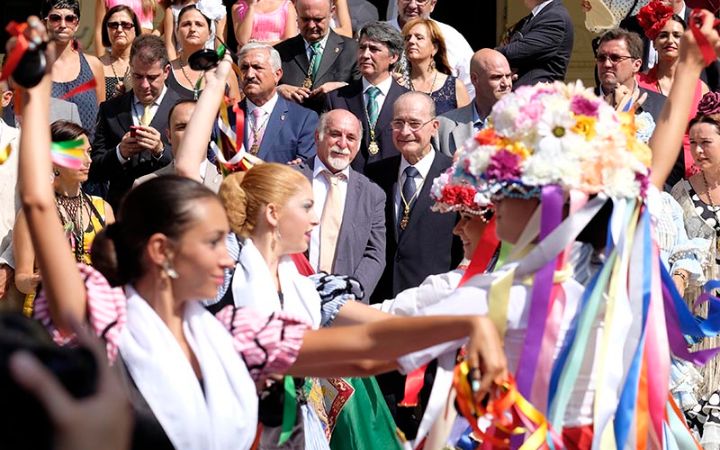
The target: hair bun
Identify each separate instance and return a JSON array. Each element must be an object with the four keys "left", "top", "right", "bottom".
[{"left": 219, "top": 172, "right": 249, "bottom": 235}]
